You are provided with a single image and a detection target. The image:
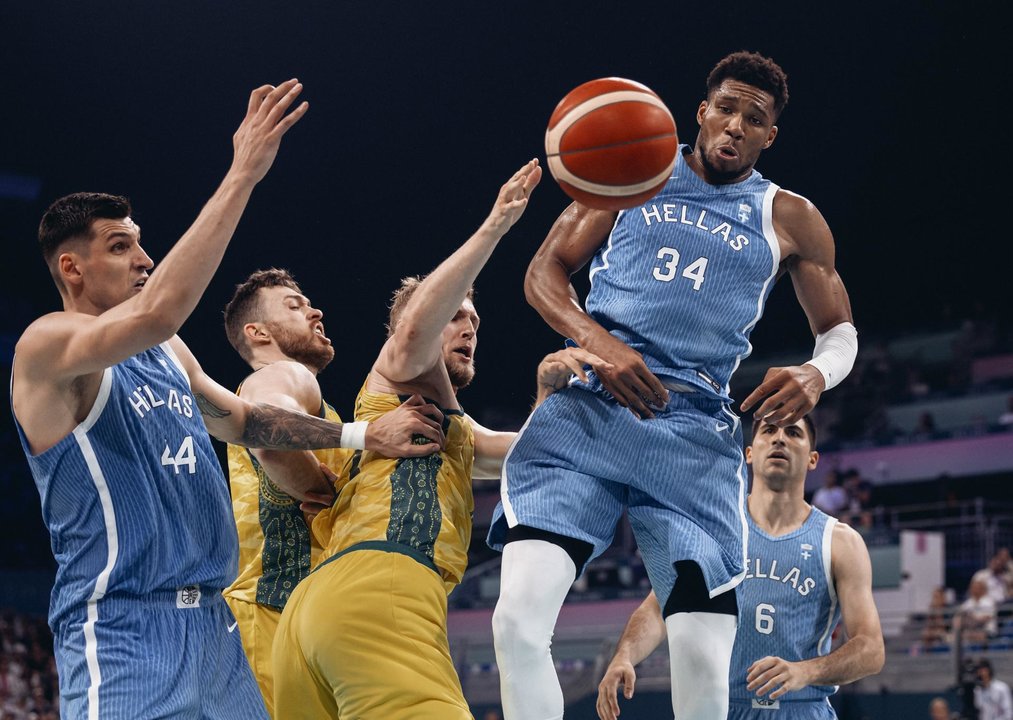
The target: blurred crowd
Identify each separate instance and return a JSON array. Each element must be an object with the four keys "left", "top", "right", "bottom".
[{"left": 0, "top": 612, "right": 59, "bottom": 720}]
